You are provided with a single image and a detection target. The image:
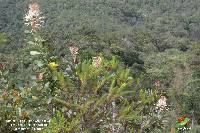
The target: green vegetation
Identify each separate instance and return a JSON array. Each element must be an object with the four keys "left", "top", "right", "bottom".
[{"left": 0, "top": 0, "right": 200, "bottom": 132}]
